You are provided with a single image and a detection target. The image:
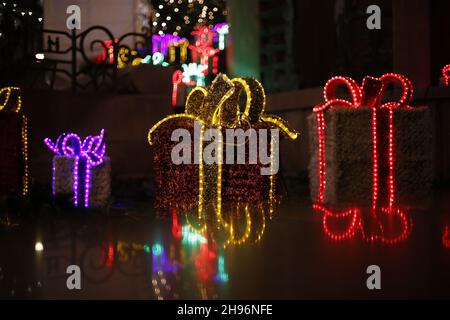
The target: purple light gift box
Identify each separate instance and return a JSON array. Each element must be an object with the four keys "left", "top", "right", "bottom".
[{"left": 44, "top": 129, "right": 111, "bottom": 208}]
